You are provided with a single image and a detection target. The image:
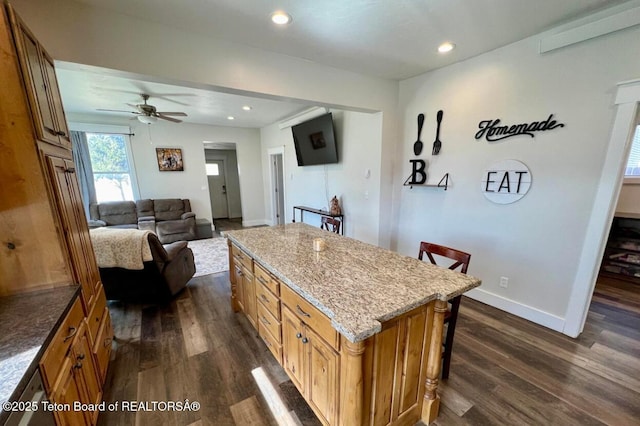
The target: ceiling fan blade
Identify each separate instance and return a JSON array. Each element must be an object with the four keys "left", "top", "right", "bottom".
[
  {"left": 96, "top": 108, "right": 137, "bottom": 114},
  {"left": 157, "top": 112, "right": 187, "bottom": 116},
  {"left": 157, "top": 114, "right": 182, "bottom": 123}
]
